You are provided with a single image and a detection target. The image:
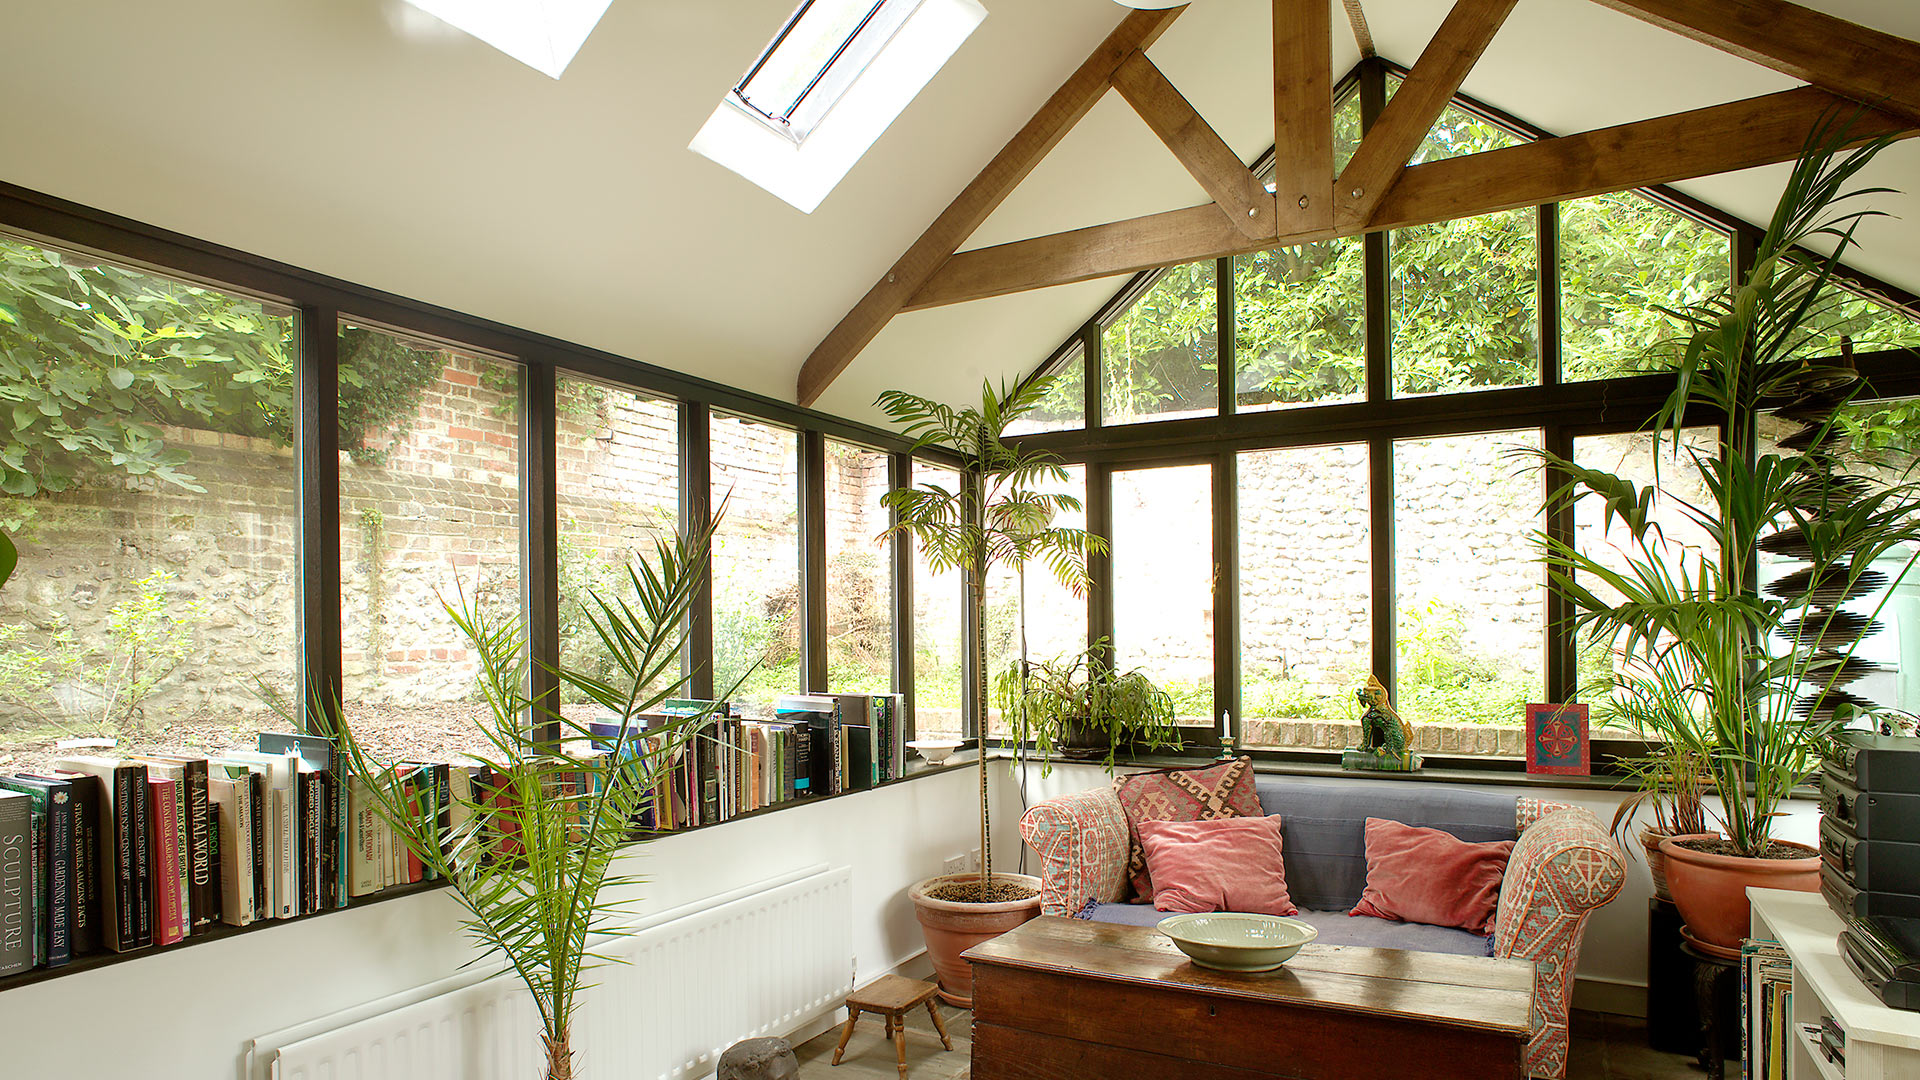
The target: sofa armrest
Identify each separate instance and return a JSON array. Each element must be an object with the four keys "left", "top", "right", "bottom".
[
  {"left": 1494, "top": 805, "right": 1626, "bottom": 1080},
  {"left": 1018, "top": 786, "right": 1131, "bottom": 917}
]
